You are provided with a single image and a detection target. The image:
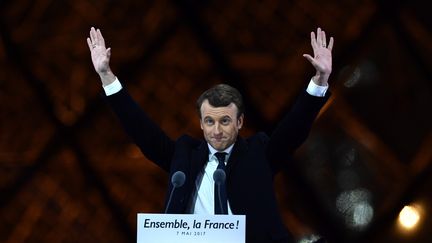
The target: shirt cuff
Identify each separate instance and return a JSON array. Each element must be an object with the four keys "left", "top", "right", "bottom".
[
  {"left": 103, "top": 77, "right": 123, "bottom": 96},
  {"left": 306, "top": 79, "right": 328, "bottom": 97}
]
